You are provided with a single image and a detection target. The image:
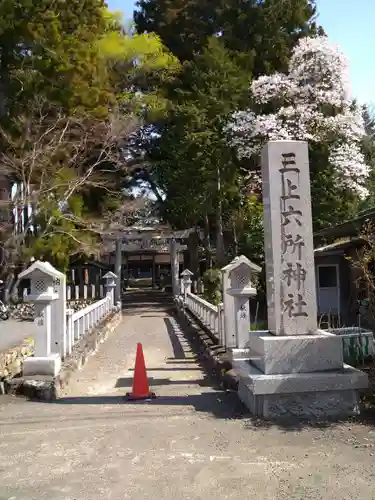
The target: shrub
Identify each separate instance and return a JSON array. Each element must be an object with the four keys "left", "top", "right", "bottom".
[{"left": 202, "top": 268, "right": 222, "bottom": 305}]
